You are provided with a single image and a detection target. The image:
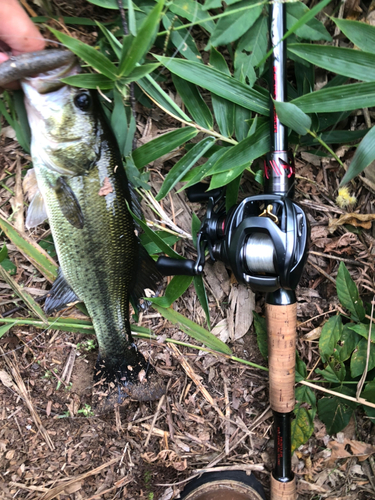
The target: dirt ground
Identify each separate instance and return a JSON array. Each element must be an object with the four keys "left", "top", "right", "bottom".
[{"left": 2, "top": 1, "right": 375, "bottom": 499}]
